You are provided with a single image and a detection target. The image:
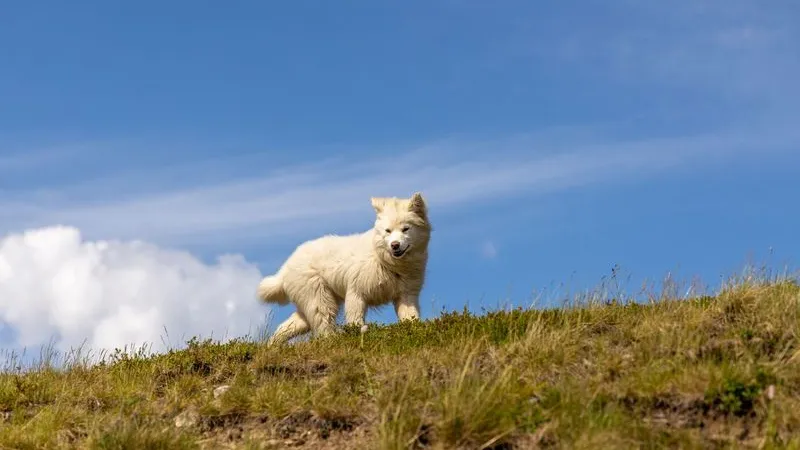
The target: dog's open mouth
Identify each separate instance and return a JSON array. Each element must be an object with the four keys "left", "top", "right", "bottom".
[{"left": 391, "top": 248, "right": 407, "bottom": 258}]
